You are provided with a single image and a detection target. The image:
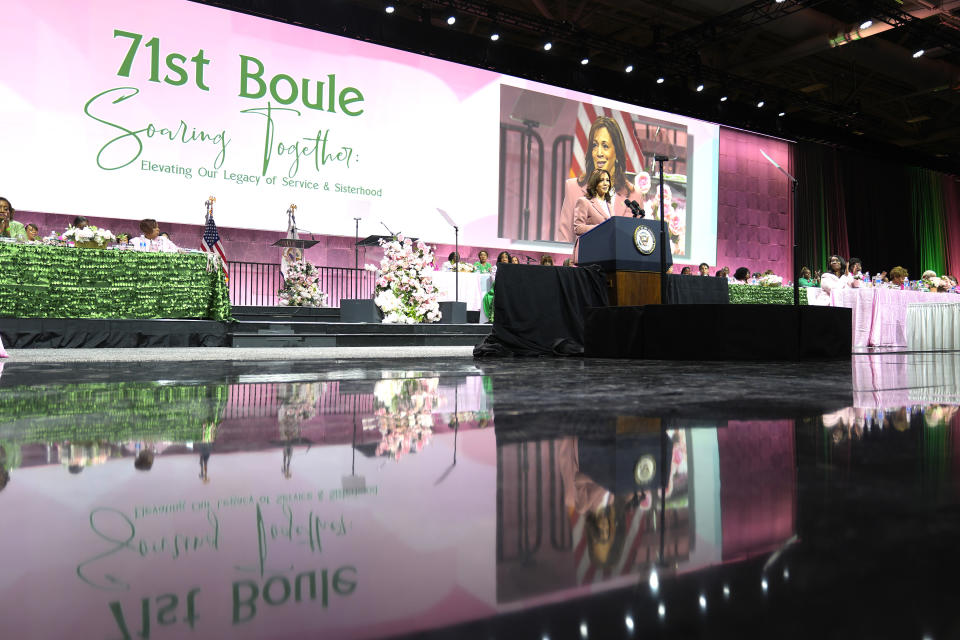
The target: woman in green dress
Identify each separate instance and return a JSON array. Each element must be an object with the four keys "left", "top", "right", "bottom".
[
  {"left": 473, "top": 250, "right": 493, "bottom": 273},
  {"left": 0, "top": 198, "right": 26, "bottom": 241}
]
